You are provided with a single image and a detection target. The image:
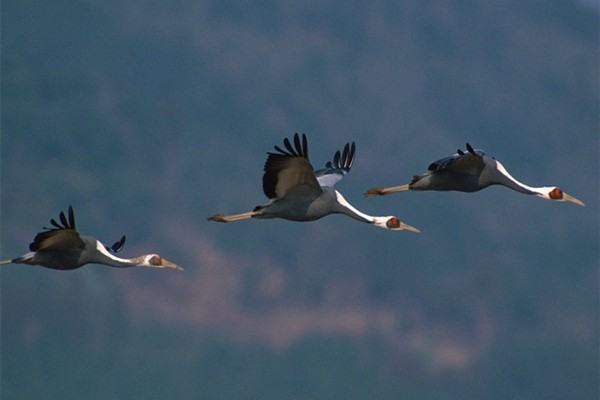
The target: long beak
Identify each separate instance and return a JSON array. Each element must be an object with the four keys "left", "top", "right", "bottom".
[
  {"left": 160, "top": 258, "right": 184, "bottom": 271},
  {"left": 563, "top": 192, "right": 585, "bottom": 207},
  {"left": 399, "top": 221, "right": 421, "bottom": 233}
]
